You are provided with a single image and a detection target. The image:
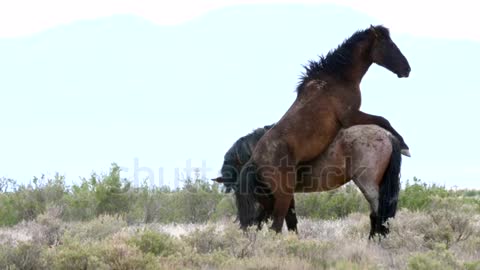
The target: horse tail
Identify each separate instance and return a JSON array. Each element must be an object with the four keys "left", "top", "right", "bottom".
[
  {"left": 377, "top": 137, "right": 402, "bottom": 226},
  {"left": 235, "top": 160, "right": 258, "bottom": 228}
]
